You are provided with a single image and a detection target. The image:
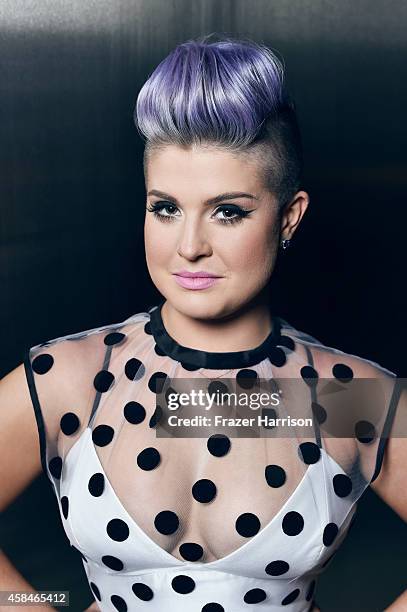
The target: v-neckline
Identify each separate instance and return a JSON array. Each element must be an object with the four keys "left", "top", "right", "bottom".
[{"left": 62, "top": 426, "right": 321, "bottom": 570}]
